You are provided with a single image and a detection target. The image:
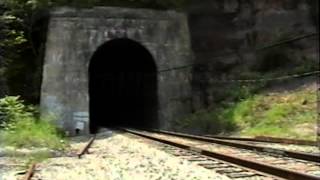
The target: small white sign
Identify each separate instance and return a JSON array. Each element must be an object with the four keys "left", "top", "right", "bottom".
[{"left": 75, "top": 121, "right": 85, "bottom": 130}]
